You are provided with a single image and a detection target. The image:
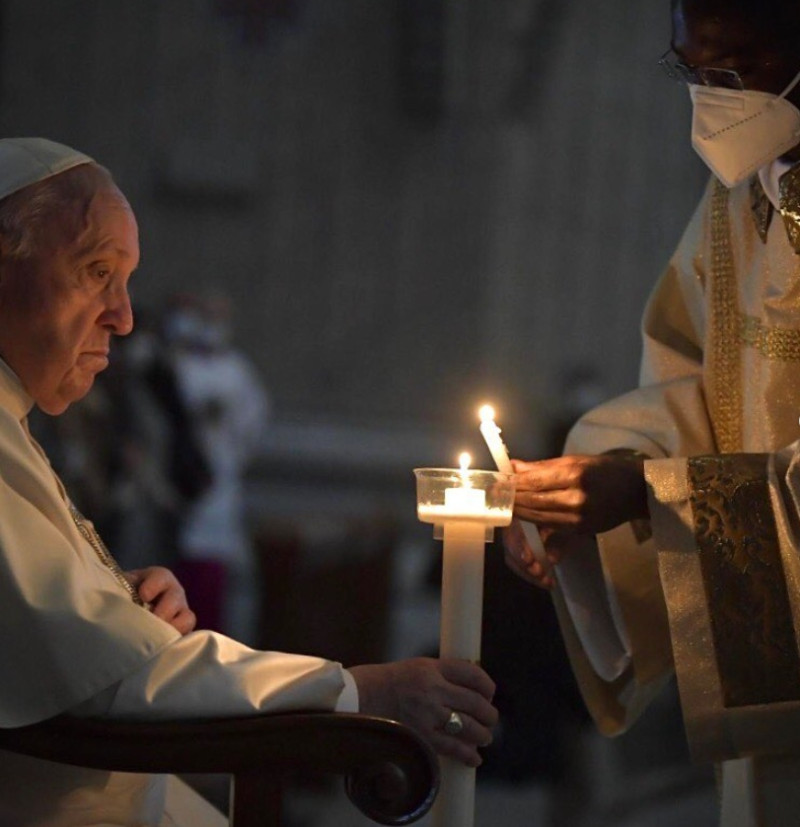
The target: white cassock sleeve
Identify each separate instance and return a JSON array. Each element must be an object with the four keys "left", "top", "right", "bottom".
[{"left": 69, "top": 630, "right": 359, "bottom": 719}]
